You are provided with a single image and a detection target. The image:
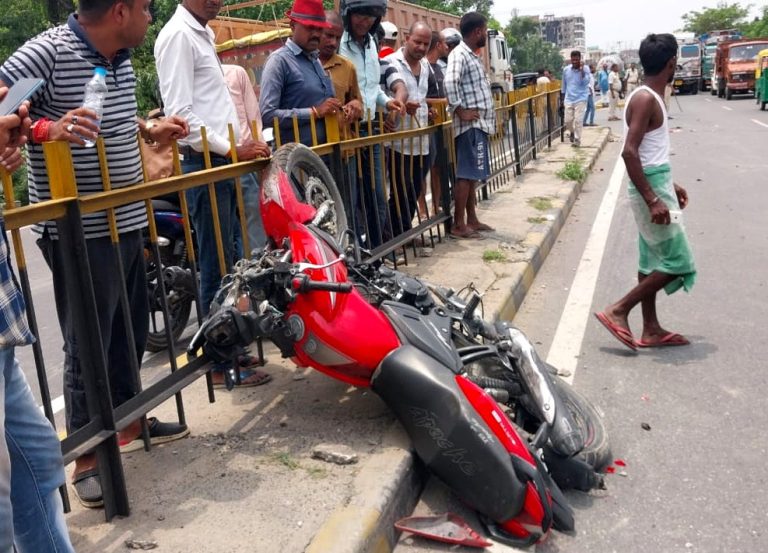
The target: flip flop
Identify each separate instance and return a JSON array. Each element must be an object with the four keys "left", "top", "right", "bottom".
[
  {"left": 636, "top": 332, "right": 690, "bottom": 348},
  {"left": 594, "top": 312, "right": 637, "bottom": 351},
  {"left": 212, "top": 368, "right": 272, "bottom": 389},
  {"left": 72, "top": 469, "right": 103, "bottom": 508},
  {"left": 450, "top": 229, "right": 485, "bottom": 240},
  {"left": 470, "top": 223, "right": 495, "bottom": 232}
]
